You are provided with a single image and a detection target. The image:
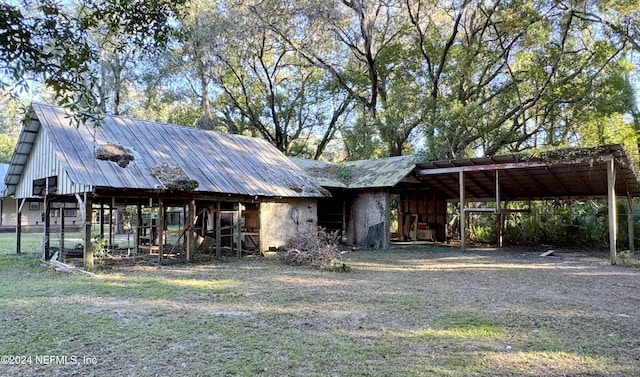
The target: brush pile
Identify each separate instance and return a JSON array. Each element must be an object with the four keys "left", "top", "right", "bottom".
[
  {"left": 281, "top": 227, "right": 341, "bottom": 269},
  {"left": 151, "top": 162, "right": 199, "bottom": 192}
]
